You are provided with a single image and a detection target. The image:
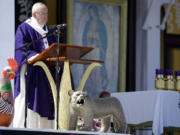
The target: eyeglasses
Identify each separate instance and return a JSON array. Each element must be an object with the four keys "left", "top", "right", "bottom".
[{"left": 36, "top": 12, "right": 49, "bottom": 16}]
